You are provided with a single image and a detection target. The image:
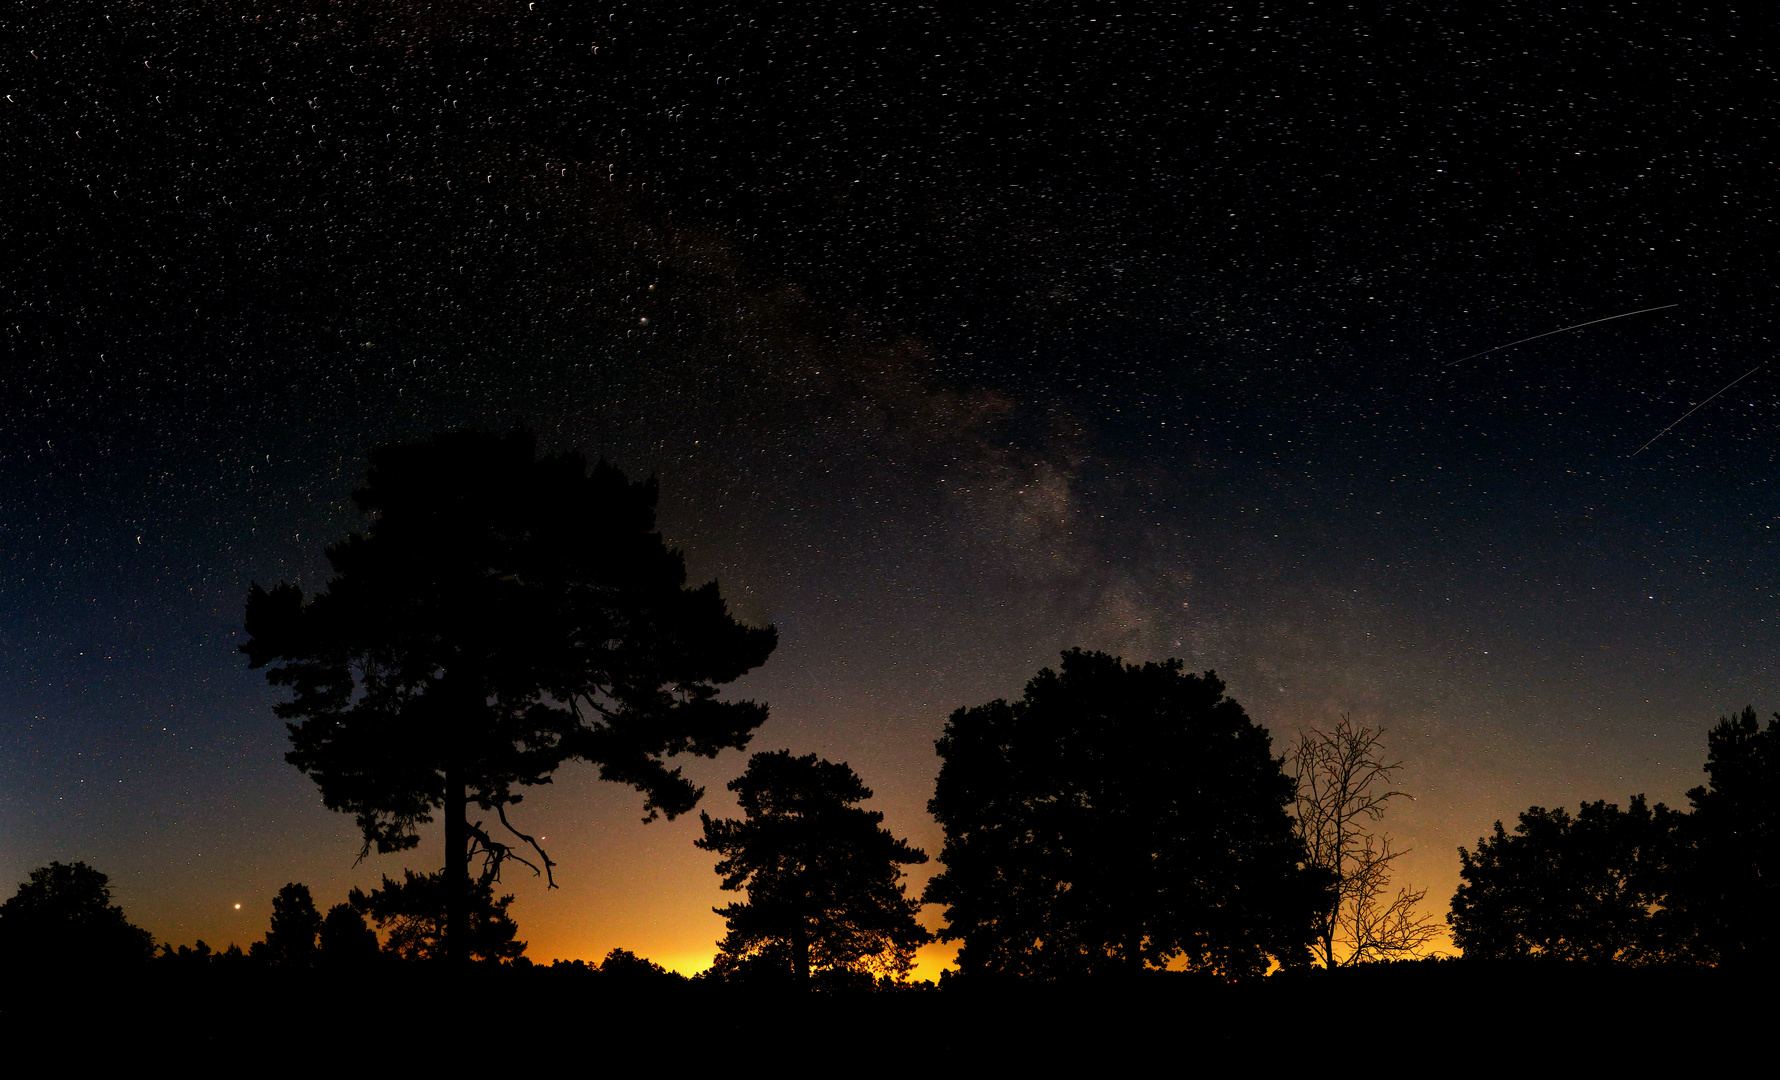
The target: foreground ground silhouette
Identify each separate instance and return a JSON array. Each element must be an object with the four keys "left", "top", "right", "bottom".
[{"left": 0, "top": 959, "right": 1765, "bottom": 1066}]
